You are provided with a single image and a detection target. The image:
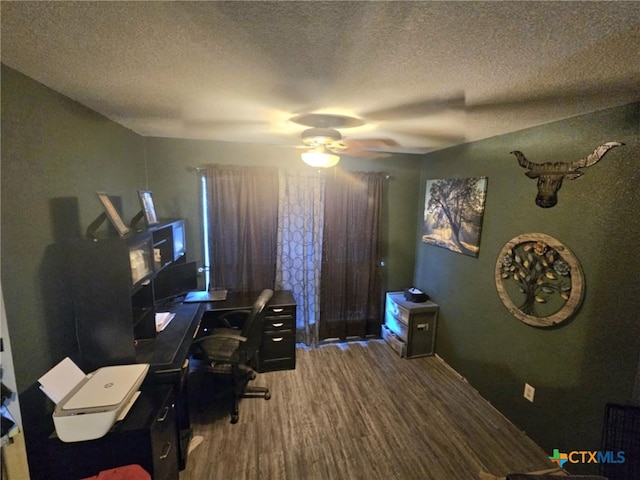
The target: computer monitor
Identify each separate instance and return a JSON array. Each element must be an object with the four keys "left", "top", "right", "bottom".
[
  {"left": 172, "top": 221, "right": 186, "bottom": 261},
  {"left": 153, "top": 261, "right": 197, "bottom": 306}
]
